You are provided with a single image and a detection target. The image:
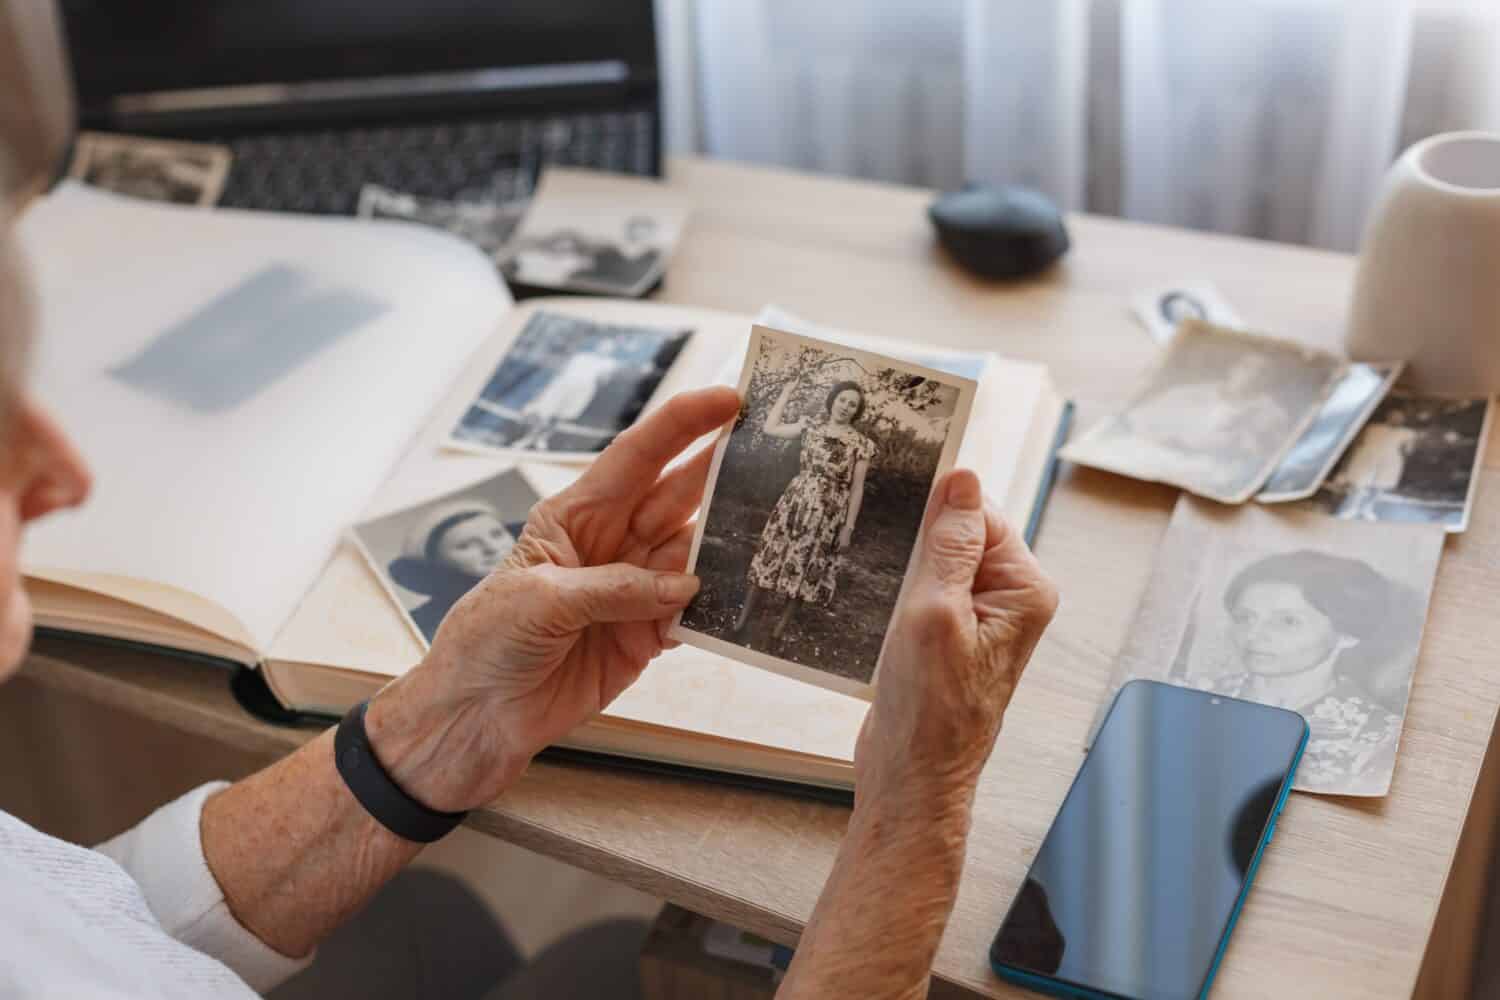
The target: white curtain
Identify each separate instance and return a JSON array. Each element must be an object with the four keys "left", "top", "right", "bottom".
[{"left": 658, "top": 0, "right": 1500, "bottom": 251}]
